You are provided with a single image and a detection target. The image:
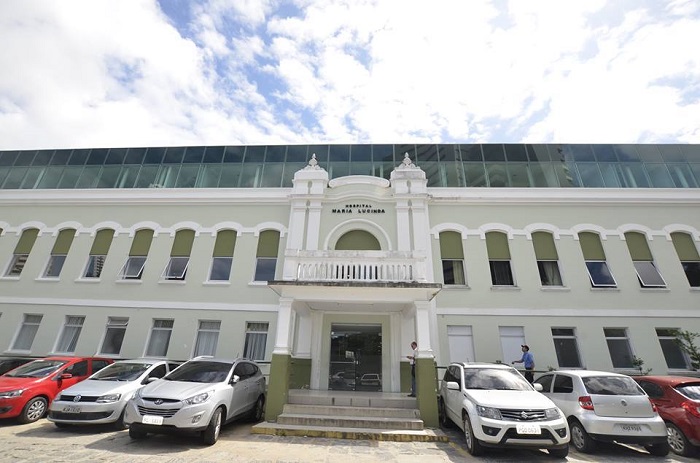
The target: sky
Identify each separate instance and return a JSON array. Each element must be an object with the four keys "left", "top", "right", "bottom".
[{"left": 0, "top": 0, "right": 699, "bottom": 150}]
